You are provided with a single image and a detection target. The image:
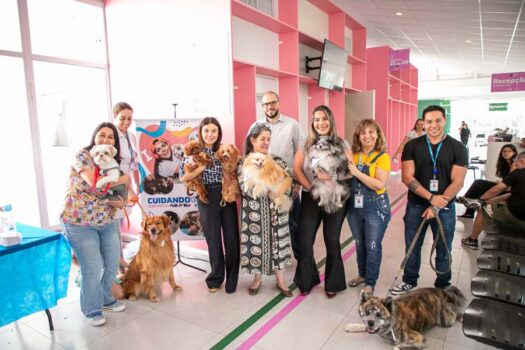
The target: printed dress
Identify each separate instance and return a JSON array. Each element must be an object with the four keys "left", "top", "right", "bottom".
[{"left": 240, "top": 156, "right": 292, "bottom": 275}]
